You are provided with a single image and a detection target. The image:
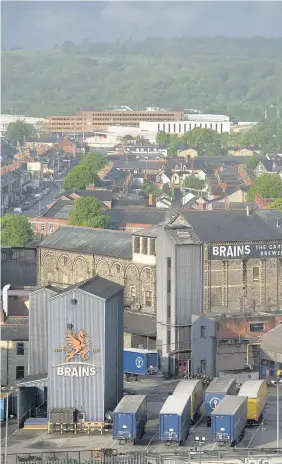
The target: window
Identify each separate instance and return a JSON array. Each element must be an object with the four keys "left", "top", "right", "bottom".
[
  {"left": 250, "top": 322, "right": 265, "bottom": 332},
  {"left": 63, "top": 256, "right": 68, "bottom": 266},
  {"left": 40, "top": 223, "right": 45, "bottom": 234},
  {"left": 242, "top": 260, "right": 247, "bottom": 296},
  {"left": 1, "top": 252, "right": 7, "bottom": 261},
  {"left": 167, "top": 257, "right": 171, "bottom": 269},
  {"left": 130, "top": 286, "right": 136, "bottom": 302},
  {"left": 49, "top": 224, "right": 54, "bottom": 234},
  {"left": 16, "top": 366, "right": 25, "bottom": 380},
  {"left": 12, "top": 250, "right": 20, "bottom": 260},
  {"left": 142, "top": 237, "right": 148, "bottom": 254},
  {"left": 167, "top": 330, "right": 171, "bottom": 350},
  {"left": 167, "top": 280, "right": 171, "bottom": 294},
  {"left": 134, "top": 237, "right": 140, "bottom": 253},
  {"left": 116, "top": 264, "right": 121, "bottom": 274},
  {"left": 200, "top": 360, "right": 206, "bottom": 374},
  {"left": 167, "top": 305, "right": 171, "bottom": 320},
  {"left": 145, "top": 269, "right": 151, "bottom": 279},
  {"left": 201, "top": 326, "right": 206, "bottom": 338},
  {"left": 253, "top": 266, "right": 260, "bottom": 281},
  {"left": 150, "top": 239, "right": 156, "bottom": 255},
  {"left": 145, "top": 291, "right": 152, "bottom": 307},
  {"left": 16, "top": 343, "right": 24, "bottom": 355}
]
